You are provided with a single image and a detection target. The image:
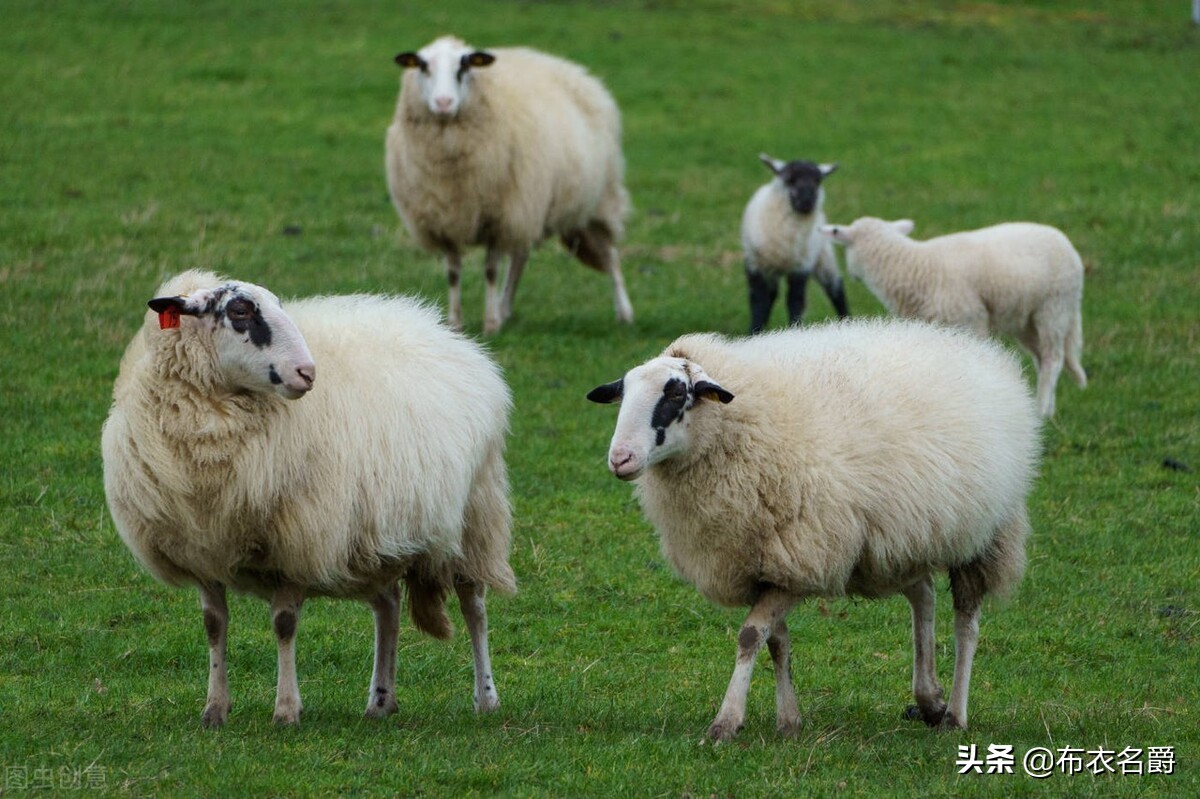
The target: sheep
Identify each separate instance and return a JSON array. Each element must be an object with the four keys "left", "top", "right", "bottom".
[
  {"left": 821, "top": 217, "right": 1086, "bottom": 416},
  {"left": 741, "top": 154, "right": 848, "bottom": 333},
  {"left": 100, "top": 269, "right": 516, "bottom": 727},
  {"left": 587, "top": 319, "right": 1040, "bottom": 741},
  {"left": 385, "top": 35, "right": 634, "bottom": 334}
]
